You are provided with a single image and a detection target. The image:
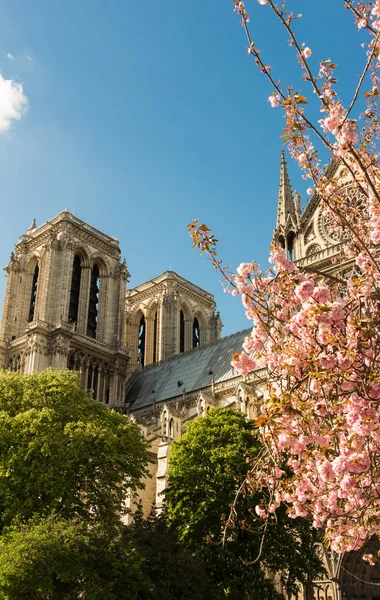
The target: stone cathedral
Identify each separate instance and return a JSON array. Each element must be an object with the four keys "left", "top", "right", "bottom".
[{"left": 1, "top": 152, "right": 379, "bottom": 599}]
